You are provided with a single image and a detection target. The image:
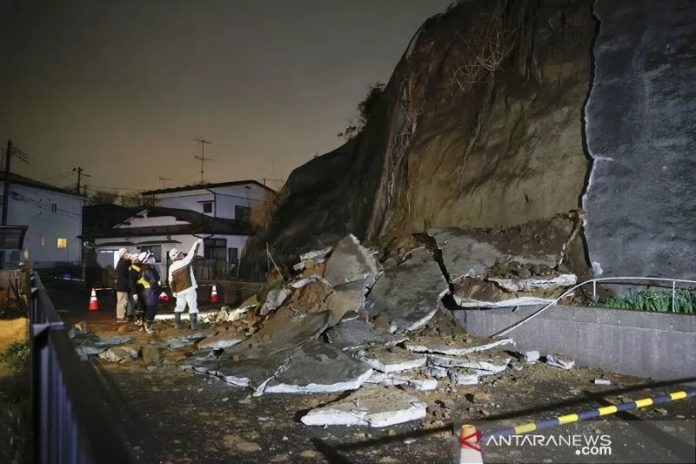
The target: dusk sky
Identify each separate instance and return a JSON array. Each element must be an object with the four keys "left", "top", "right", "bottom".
[{"left": 0, "top": 0, "right": 452, "bottom": 194}]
